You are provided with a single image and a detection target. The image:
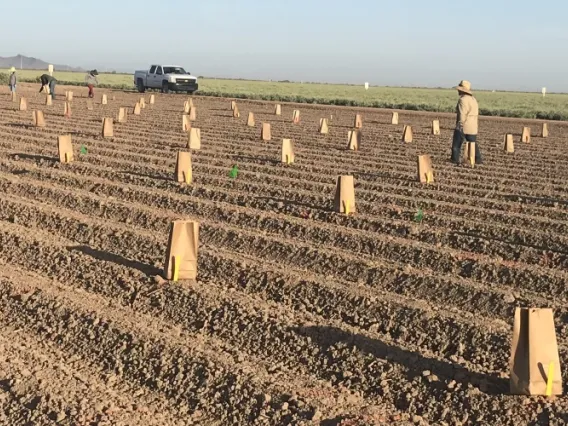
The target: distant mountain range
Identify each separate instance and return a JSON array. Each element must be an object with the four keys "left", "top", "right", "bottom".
[{"left": 0, "top": 54, "right": 84, "bottom": 72}]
